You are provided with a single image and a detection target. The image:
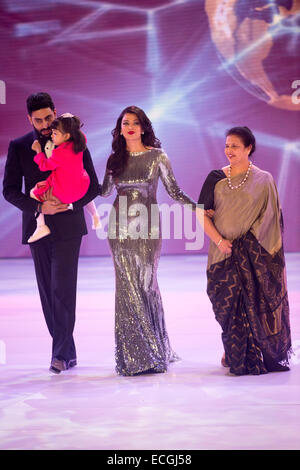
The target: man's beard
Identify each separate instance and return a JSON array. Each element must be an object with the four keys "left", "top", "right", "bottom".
[{"left": 34, "top": 126, "right": 52, "bottom": 146}]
